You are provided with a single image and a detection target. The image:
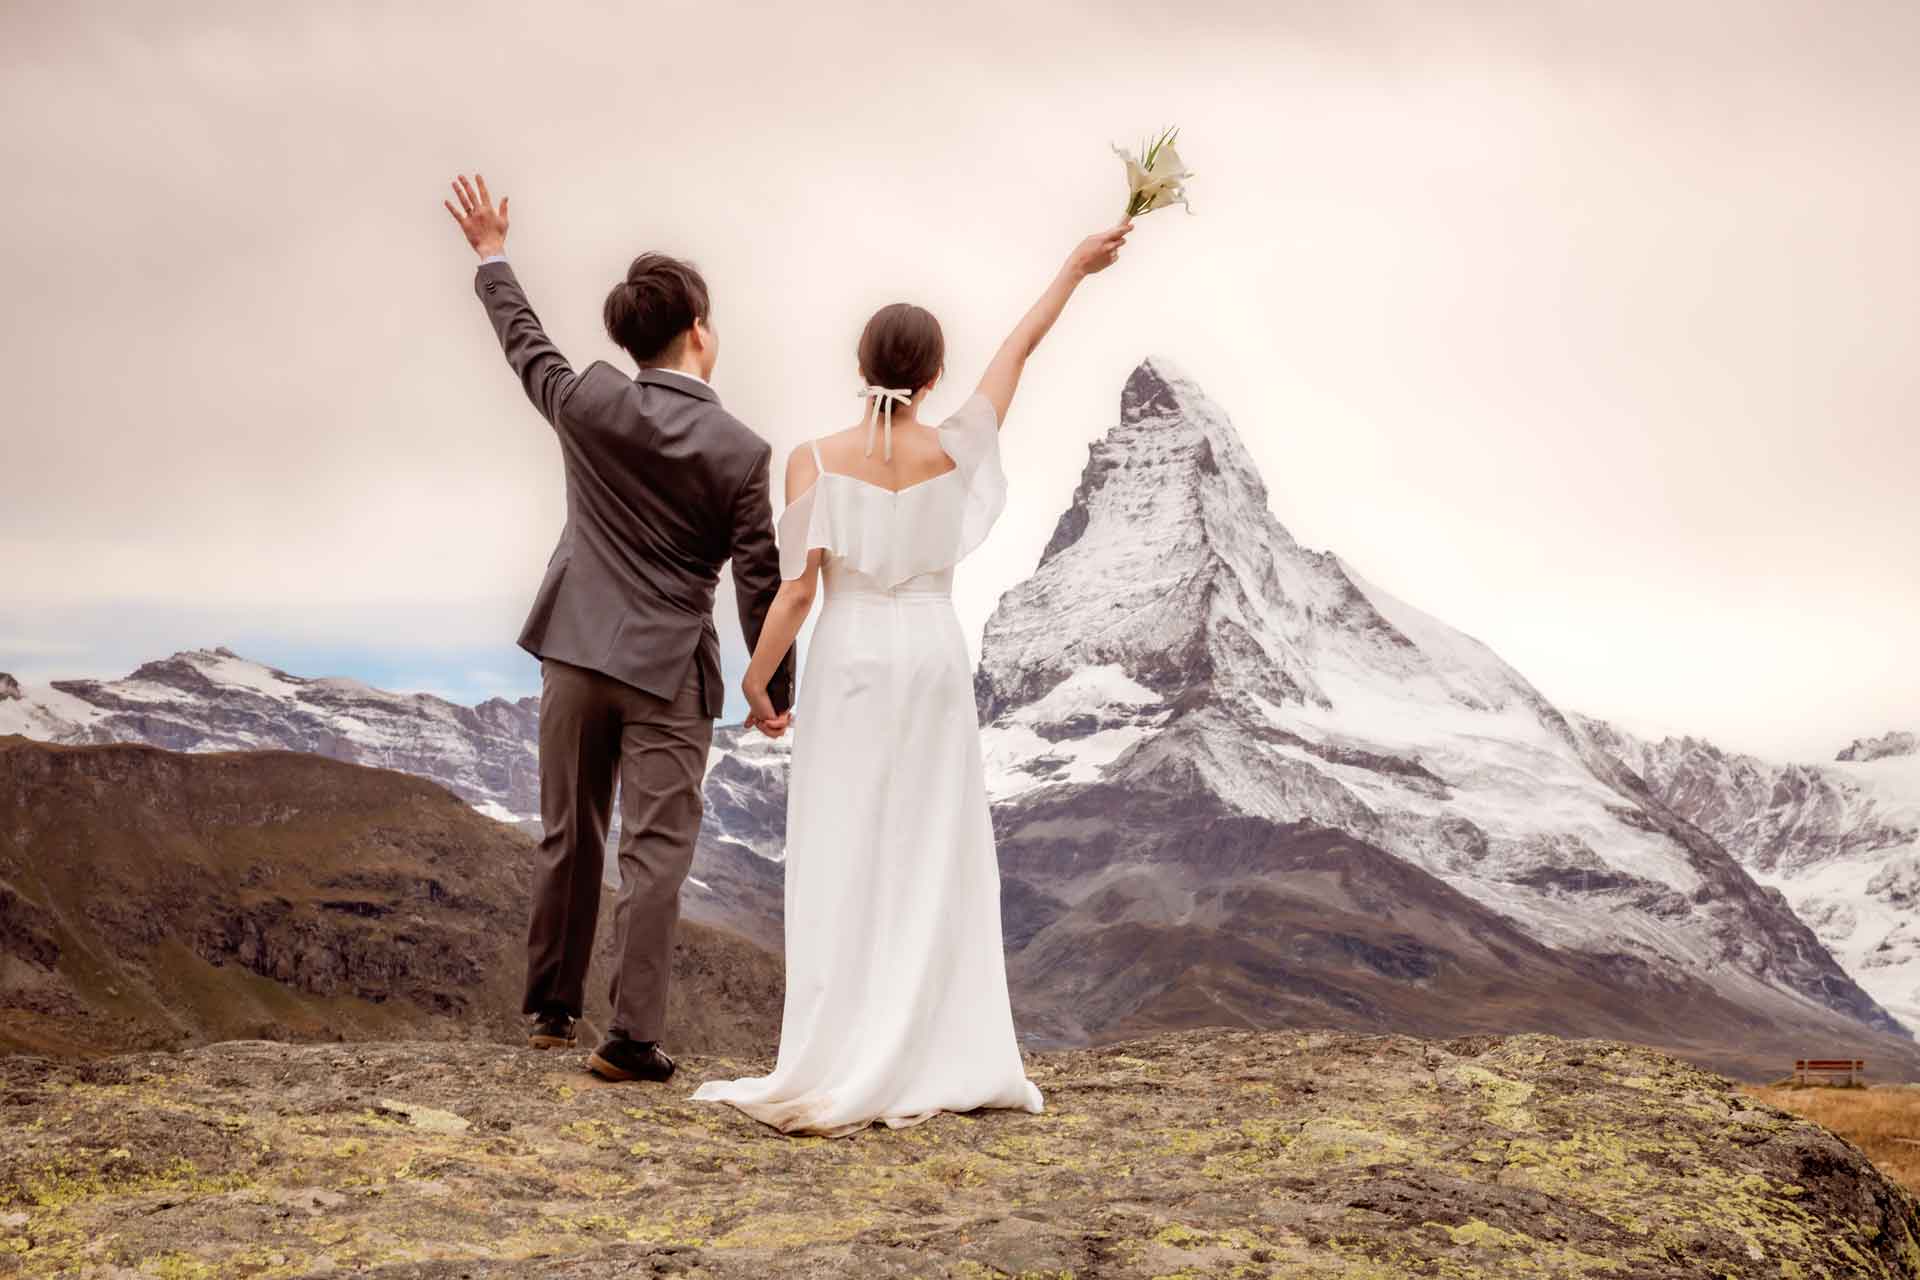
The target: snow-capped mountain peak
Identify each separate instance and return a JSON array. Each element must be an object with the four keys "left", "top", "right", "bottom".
[
  {"left": 976, "top": 357, "right": 1899, "bottom": 1037},
  {"left": 979, "top": 358, "right": 1554, "bottom": 735}
]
